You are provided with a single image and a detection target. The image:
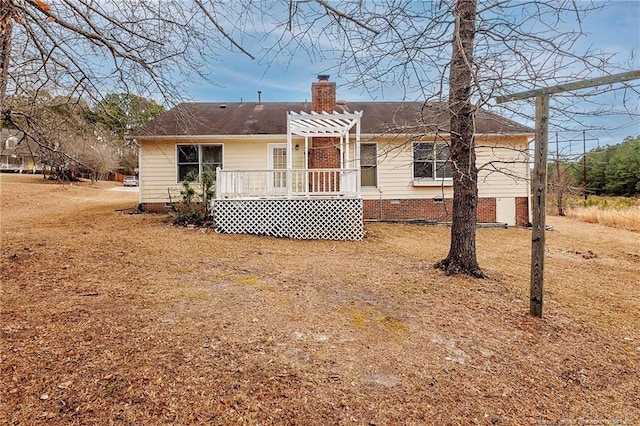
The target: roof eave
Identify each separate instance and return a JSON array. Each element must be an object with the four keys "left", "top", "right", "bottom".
[
  {"left": 130, "top": 134, "right": 290, "bottom": 141},
  {"left": 360, "top": 132, "right": 534, "bottom": 138},
  {"left": 130, "top": 131, "right": 534, "bottom": 141}
]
